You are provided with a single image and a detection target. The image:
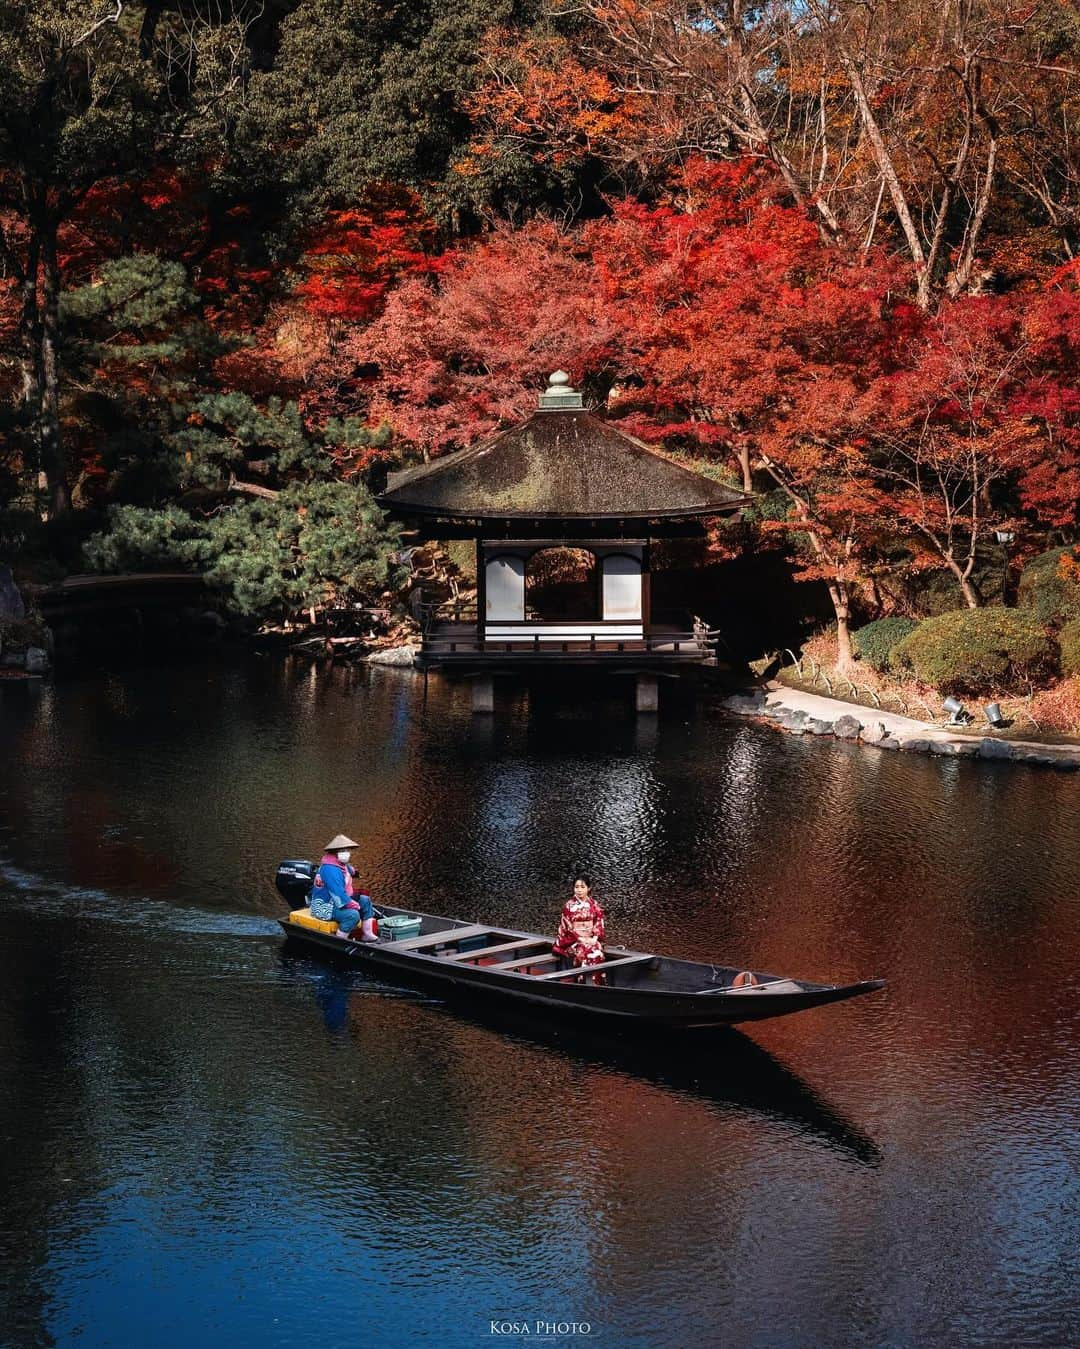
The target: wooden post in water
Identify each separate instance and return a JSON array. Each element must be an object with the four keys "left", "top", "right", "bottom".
[
  {"left": 635, "top": 673, "right": 659, "bottom": 714},
  {"left": 472, "top": 675, "right": 495, "bottom": 715}
]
